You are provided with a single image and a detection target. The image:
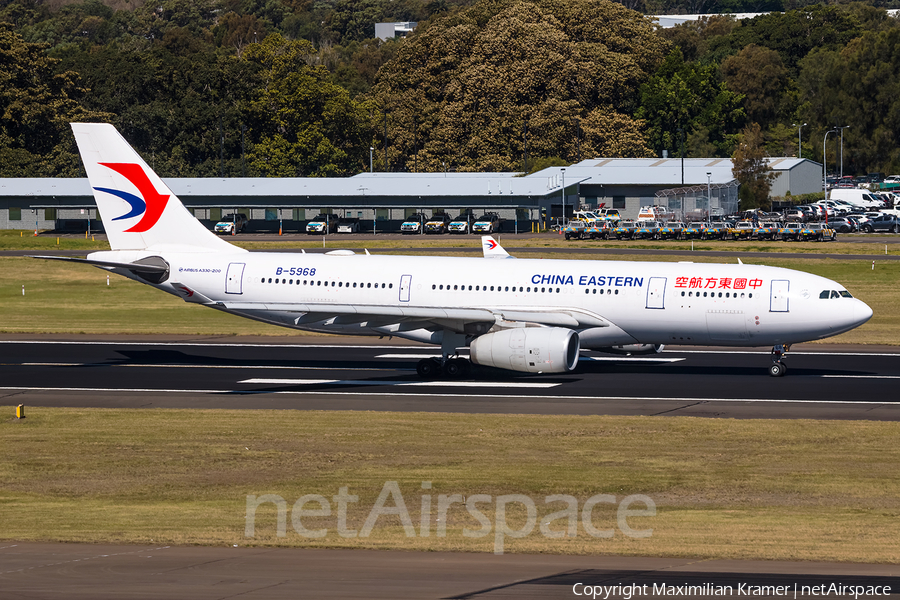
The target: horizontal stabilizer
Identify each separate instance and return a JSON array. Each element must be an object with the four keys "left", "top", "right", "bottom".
[{"left": 30, "top": 255, "right": 168, "bottom": 273}]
